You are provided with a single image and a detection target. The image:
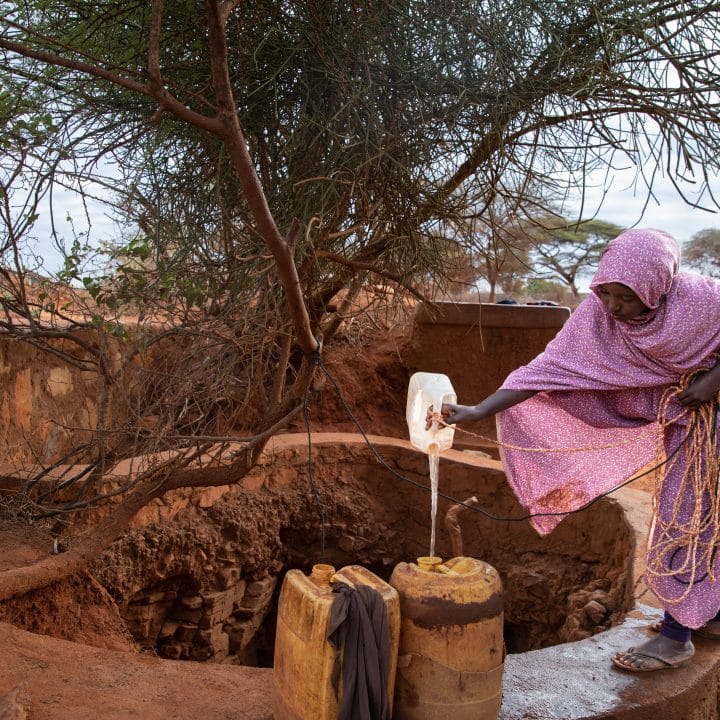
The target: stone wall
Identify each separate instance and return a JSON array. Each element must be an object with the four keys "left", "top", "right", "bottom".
[
  {"left": 122, "top": 576, "right": 277, "bottom": 663},
  {"left": 0, "top": 334, "right": 110, "bottom": 467}
]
